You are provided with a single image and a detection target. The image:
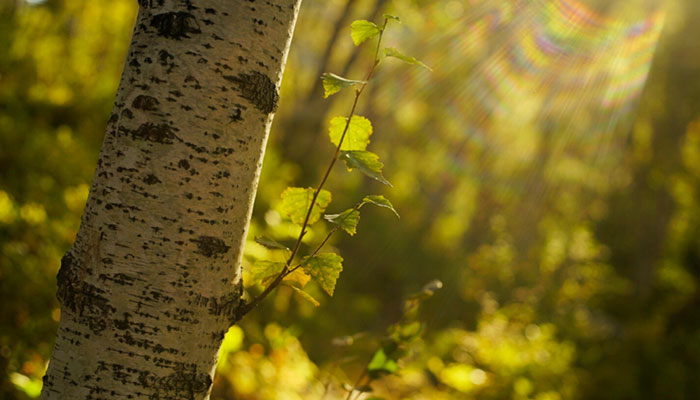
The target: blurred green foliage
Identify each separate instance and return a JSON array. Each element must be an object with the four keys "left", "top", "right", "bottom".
[{"left": 1, "top": 0, "right": 699, "bottom": 399}]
